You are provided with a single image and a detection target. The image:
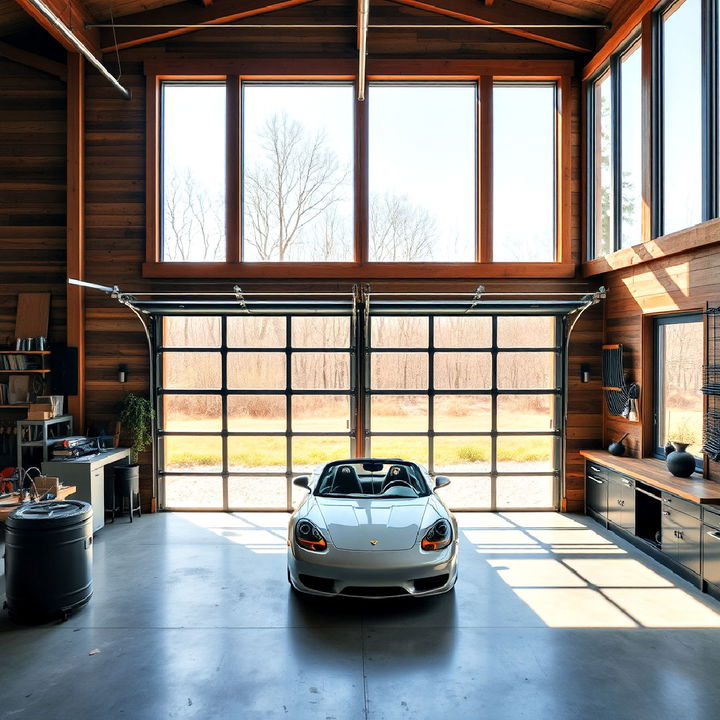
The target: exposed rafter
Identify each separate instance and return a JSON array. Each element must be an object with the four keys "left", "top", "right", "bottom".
[
  {"left": 0, "top": 40, "right": 67, "bottom": 80},
  {"left": 13, "top": 0, "right": 100, "bottom": 57},
  {"left": 358, "top": 0, "right": 369, "bottom": 100},
  {"left": 388, "top": 0, "right": 595, "bottom": 53},
  {"left": 98, "top": 0, "right": 318, "bottom": 52}
]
